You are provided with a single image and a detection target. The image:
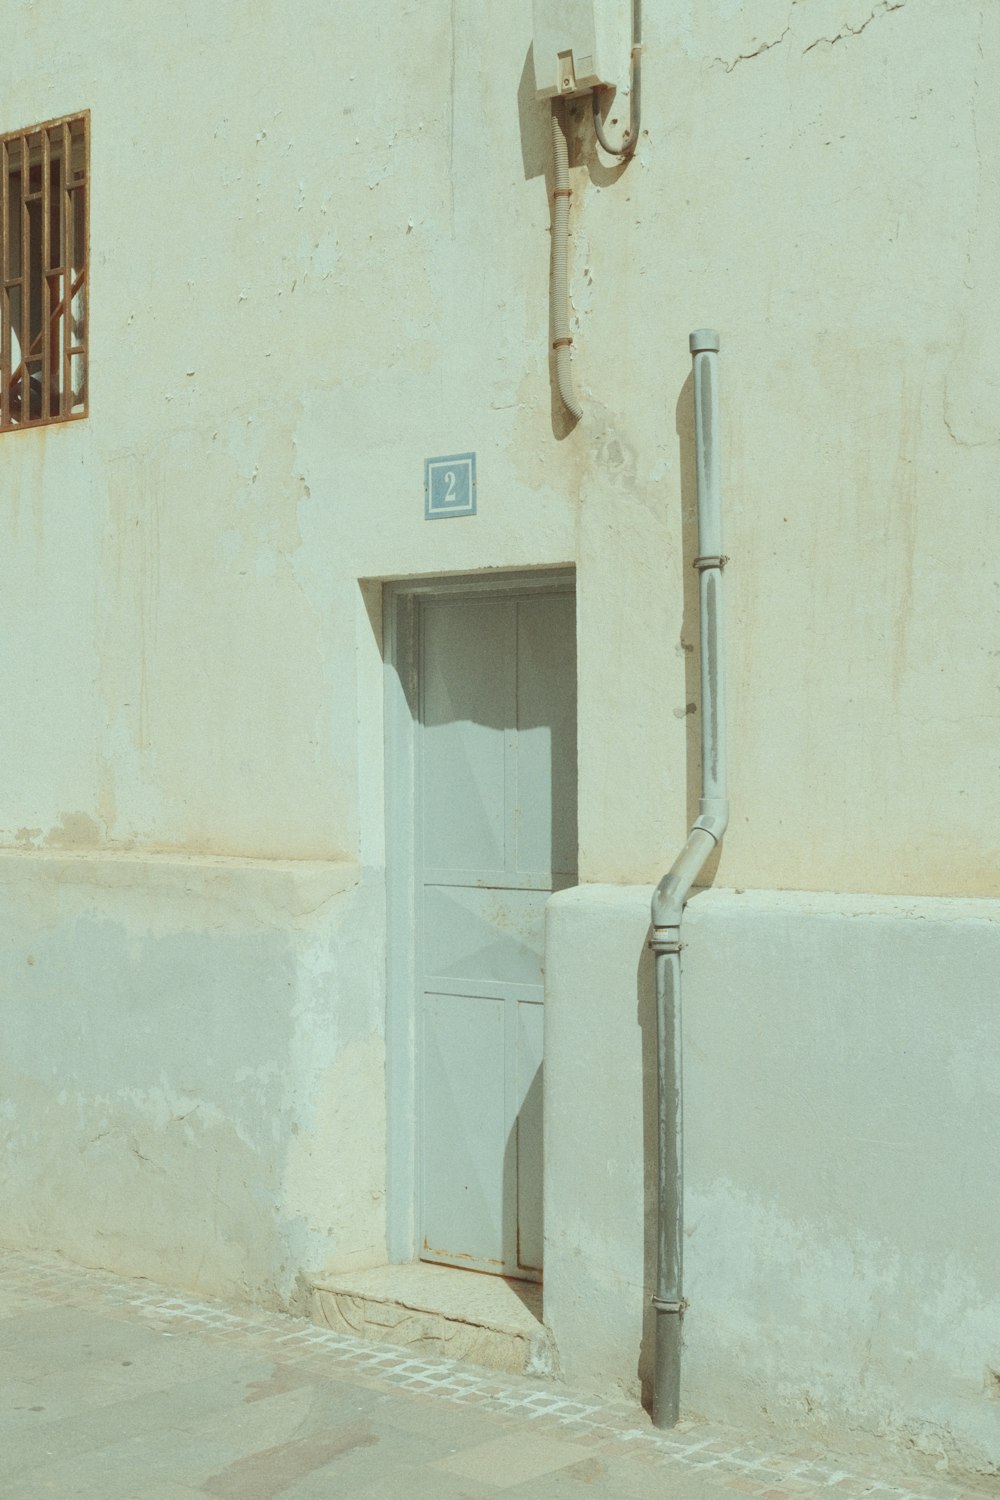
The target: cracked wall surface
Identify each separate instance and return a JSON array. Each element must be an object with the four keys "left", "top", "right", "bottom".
[
  {"left": 0, "top": 0, "right": 996, "bottom": 1474},
  {"left": 546, "top": 887, "right": 1000, "bottom": 1479},
  {"left": 0, "top": 0, "right": 993, "bottom": 894},
  {"left": 0, "top": 852, "right": 387, "bottom": 1303}
]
